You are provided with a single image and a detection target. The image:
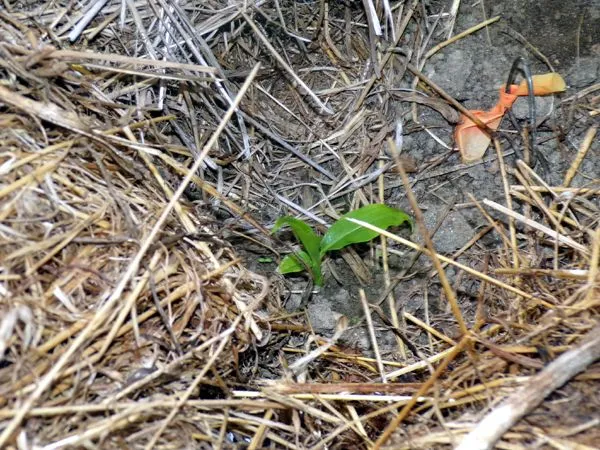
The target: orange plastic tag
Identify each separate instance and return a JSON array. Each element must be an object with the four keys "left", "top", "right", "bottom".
[{"left": 454, "top": 73, "right": 566, "bottom": 163}]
